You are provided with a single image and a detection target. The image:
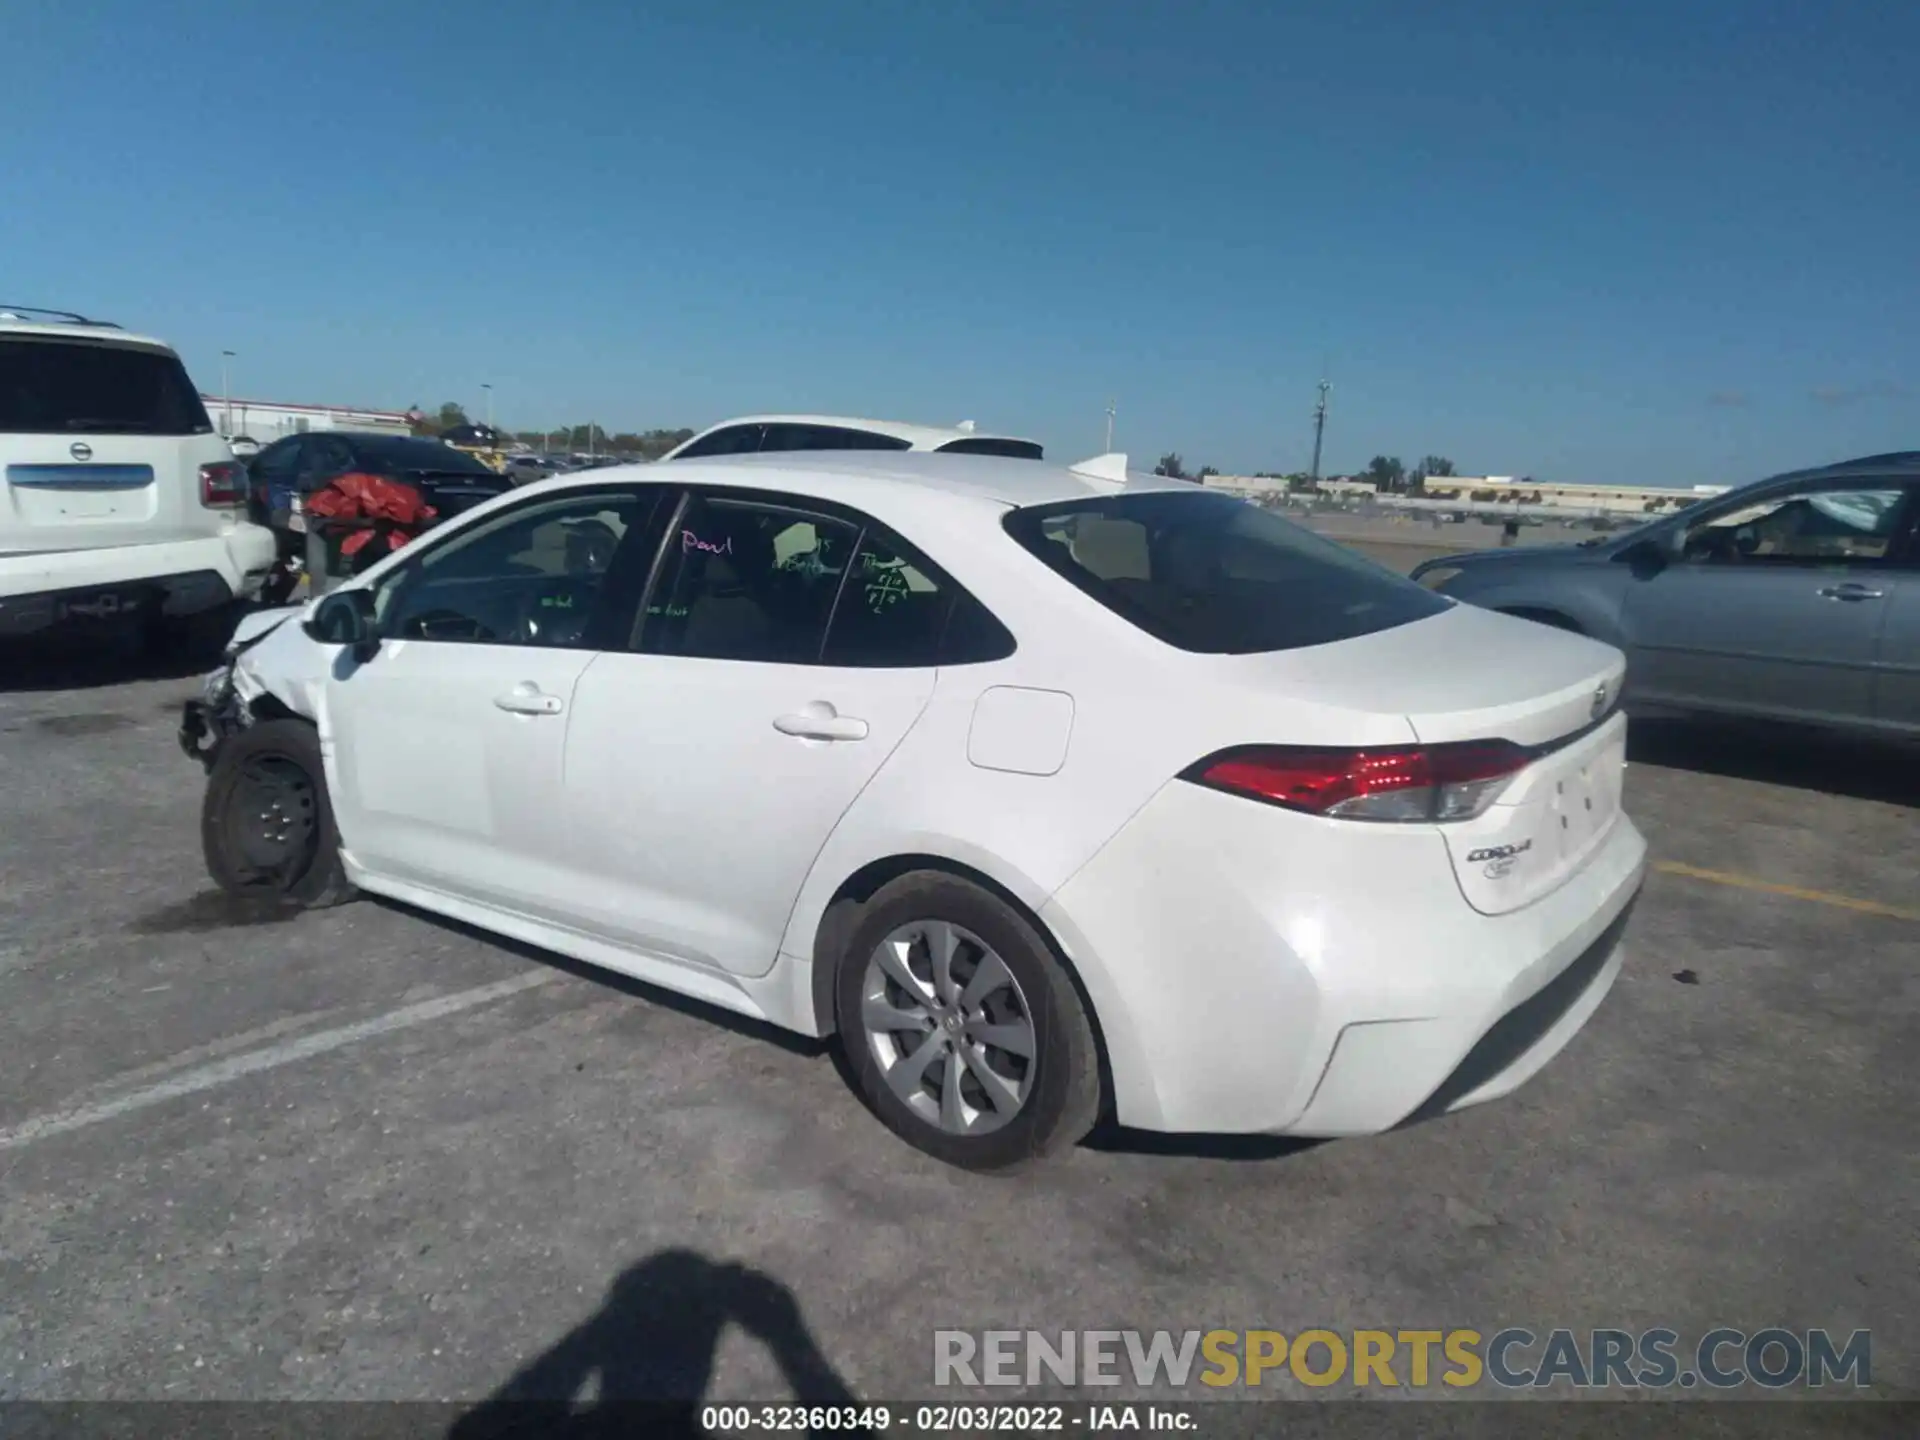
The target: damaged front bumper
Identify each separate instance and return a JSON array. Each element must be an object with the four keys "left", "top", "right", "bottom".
[
  {"left": 178, "top": 661, "right": 253, "bottom": 769},
  {"left": 177, "top": 605, "right": 308, "bottom": 769}
]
